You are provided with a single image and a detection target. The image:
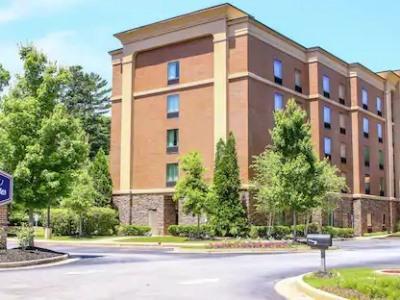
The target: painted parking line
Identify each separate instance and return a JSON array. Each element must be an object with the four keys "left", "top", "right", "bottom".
[{"left": 179, "top": 278, "right": 220, "bottom": 285}]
